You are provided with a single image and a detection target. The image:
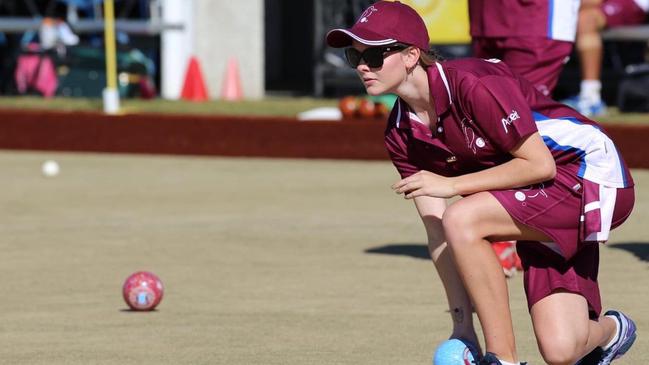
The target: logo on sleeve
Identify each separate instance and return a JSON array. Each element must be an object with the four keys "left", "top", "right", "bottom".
[{"left": 501, "top": 110, "right": 520, "bottom": 134}]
